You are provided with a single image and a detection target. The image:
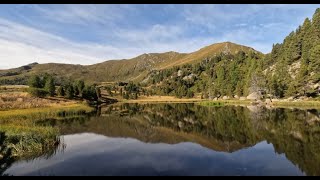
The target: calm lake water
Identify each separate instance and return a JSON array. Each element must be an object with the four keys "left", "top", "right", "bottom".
[{"left": 4, "top": 103, "right": 320, "bottom": 176}]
